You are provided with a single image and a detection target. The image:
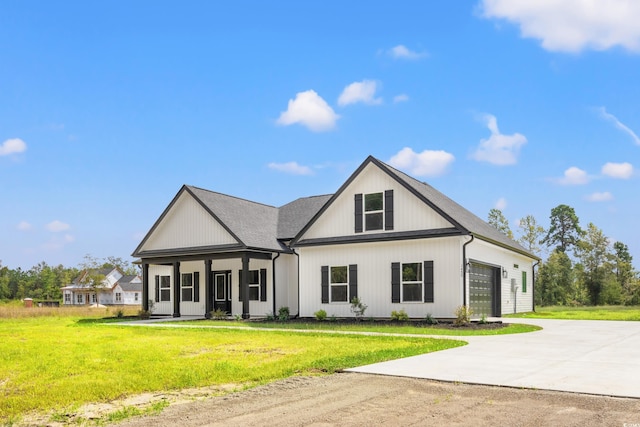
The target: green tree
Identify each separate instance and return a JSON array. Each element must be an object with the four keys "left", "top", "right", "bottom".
[
  {"left": 80, "top": 270, "right": 107, "bottom": 306},
  {"left": 575, "top": 223, "right": 614, "bottom": 305},
  {"left": 516, "top": 214, "right": 545, "bottom": 256},
  {"left": 536, "top": 249, "right": 574, "bottom": 306},
  {"left": 540, "top": 204, "right": 583, "bottom": 254},
  {"left": 613, "top": 241, "right": 635, "bottom": 303},
  {"left": 487, "top": 208, "right": 513, "bottom": 239}
]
